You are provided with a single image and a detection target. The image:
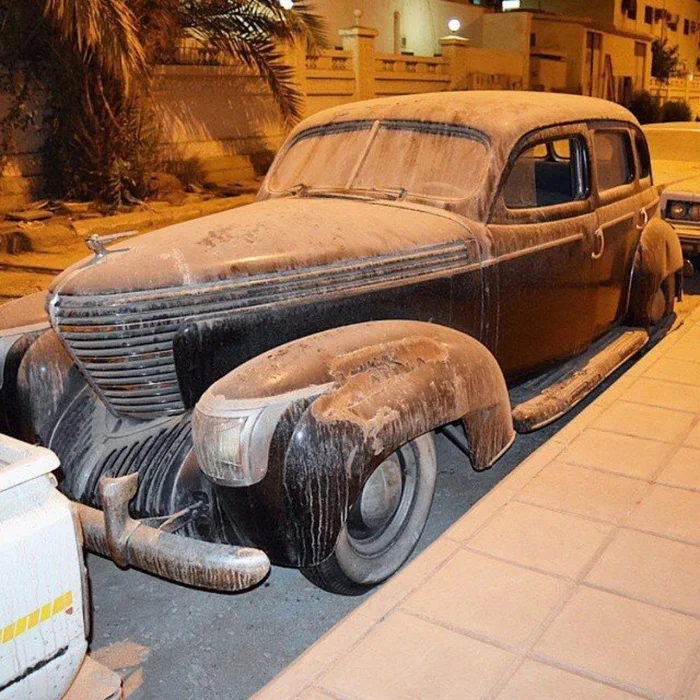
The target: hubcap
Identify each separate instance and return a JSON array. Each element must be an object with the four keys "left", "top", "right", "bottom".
[{"left": 346, "top": 445, "right": 419, "bottom": 556}]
